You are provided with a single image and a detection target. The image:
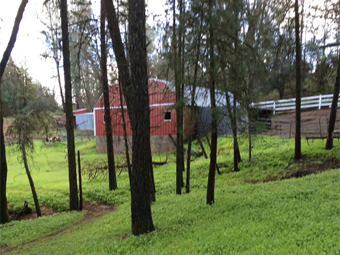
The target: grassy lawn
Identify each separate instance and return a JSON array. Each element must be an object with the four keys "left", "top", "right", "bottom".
[{"left": 1, "top": 135, "right": 339, "bottom": 255}]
